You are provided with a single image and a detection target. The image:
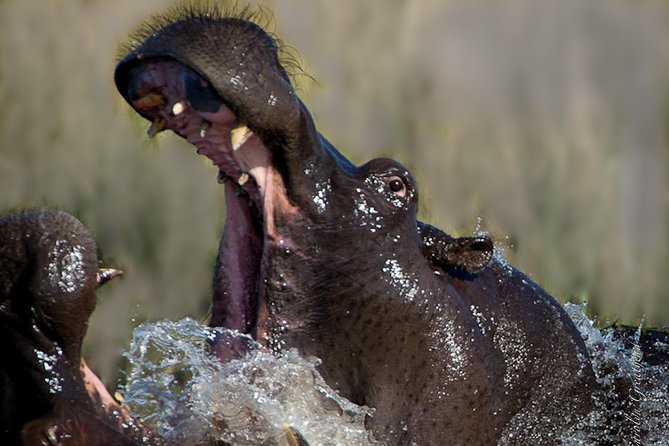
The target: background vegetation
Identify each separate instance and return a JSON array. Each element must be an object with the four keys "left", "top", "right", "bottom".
[{"left": 1, "top": 0, "right": 668, "bottom": 385}]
